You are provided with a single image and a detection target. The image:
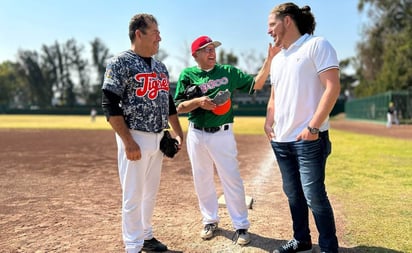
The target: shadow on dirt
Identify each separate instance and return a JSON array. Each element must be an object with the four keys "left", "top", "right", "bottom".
[
  {"left": 338, "top": 246, "right": 405, "bottom": 253},
  {"left": 210, "top": 229, "right": 405, "bottom": 253}
]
